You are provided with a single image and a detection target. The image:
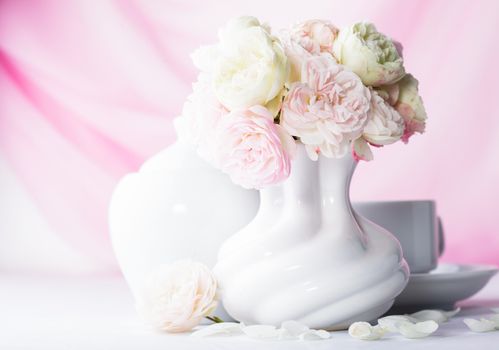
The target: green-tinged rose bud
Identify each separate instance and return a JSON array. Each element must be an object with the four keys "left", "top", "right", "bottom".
[
  {"left": 395, "top": 74, "right": 427, "bottom": 142},
  {"left": 333, "top": 22, "right": 405, "bottom": 86}
]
